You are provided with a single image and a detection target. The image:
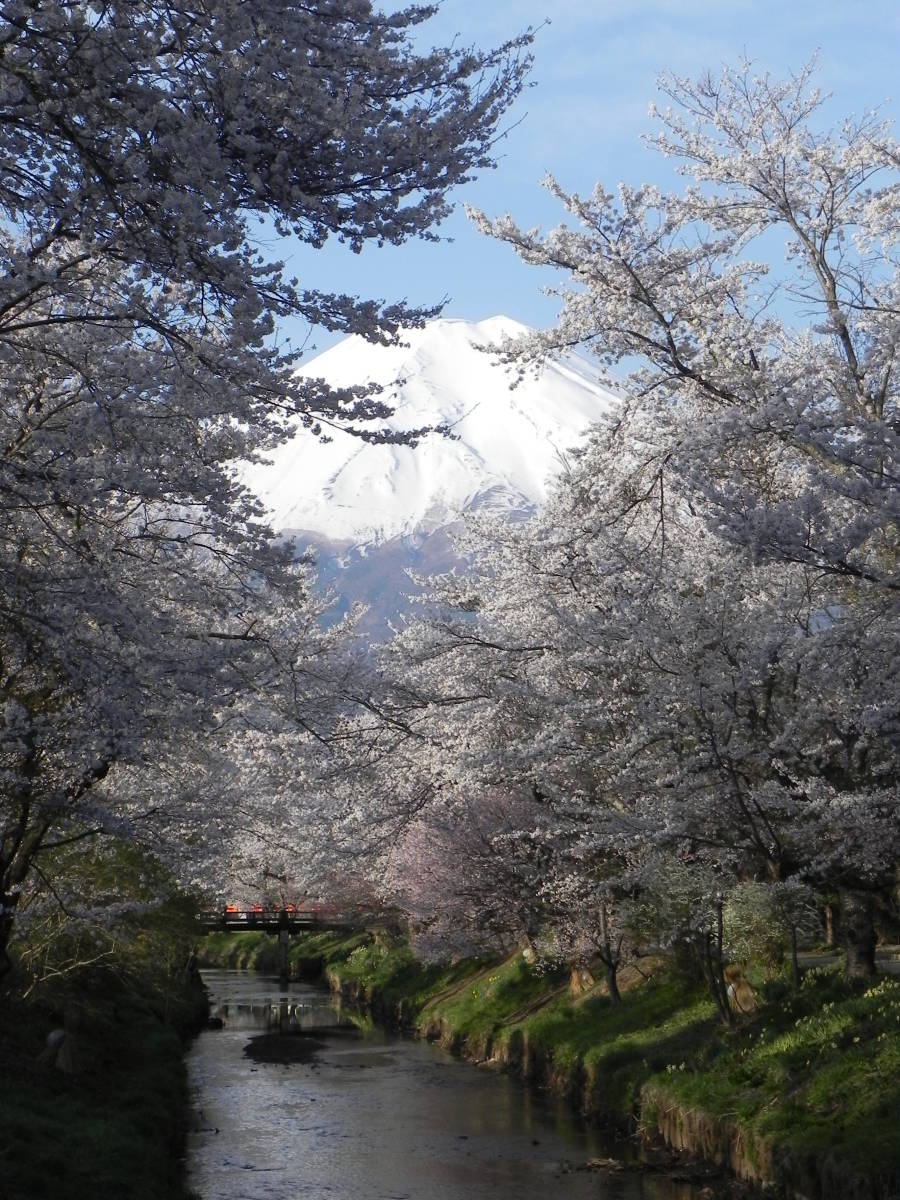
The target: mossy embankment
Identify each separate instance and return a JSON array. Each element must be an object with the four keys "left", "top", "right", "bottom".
[
  {"left": 200, "top": 929, "right": 900, "bottom": 1198},
  {"left": 0, "top": 905, "right": 208, "bottom": 1200}
]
